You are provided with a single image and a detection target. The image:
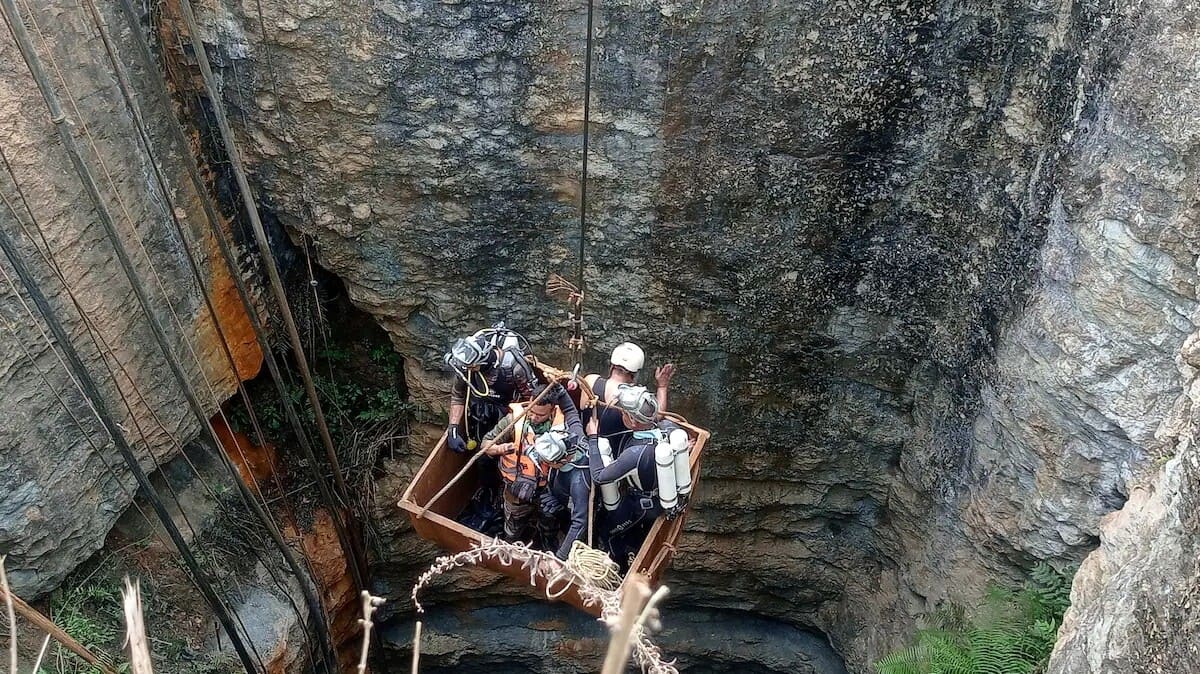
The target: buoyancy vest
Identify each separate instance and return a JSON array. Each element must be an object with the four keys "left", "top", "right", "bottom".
[{"left": 498, "top": 402, "right": 565, "bottom": 487}]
